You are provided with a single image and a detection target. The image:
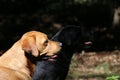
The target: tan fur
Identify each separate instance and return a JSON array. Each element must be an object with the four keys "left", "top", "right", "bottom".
[{"left": 0, "top": 31, "right": 61, "bottom": 80}]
